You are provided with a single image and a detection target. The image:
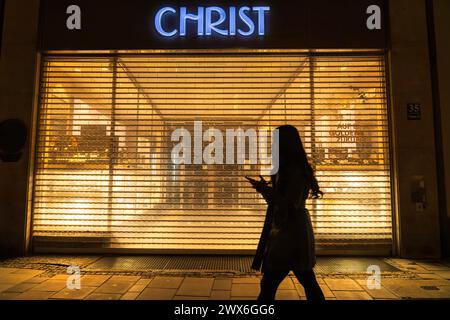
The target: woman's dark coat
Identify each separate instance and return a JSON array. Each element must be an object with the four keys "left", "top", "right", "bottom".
[{"left": 251, "top": 163, "right": 316, "bottom": 272}]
